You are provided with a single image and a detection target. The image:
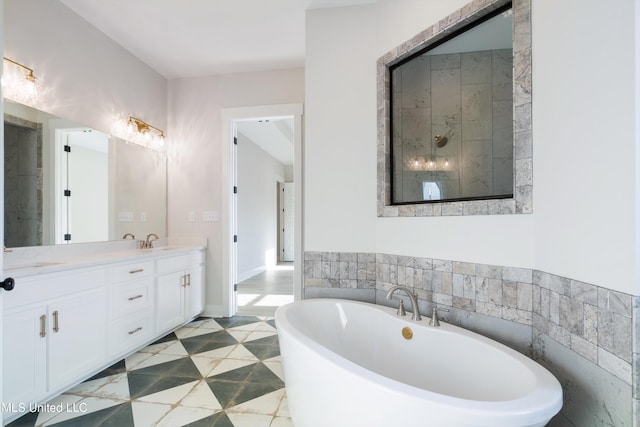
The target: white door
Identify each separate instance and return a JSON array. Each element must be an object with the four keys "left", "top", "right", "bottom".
[
  {"left": 57, "top": 129, "right": 109, "bottom": 244},
  {"left": 283, "top": 183, "right": 295, "bottom": 262}
]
